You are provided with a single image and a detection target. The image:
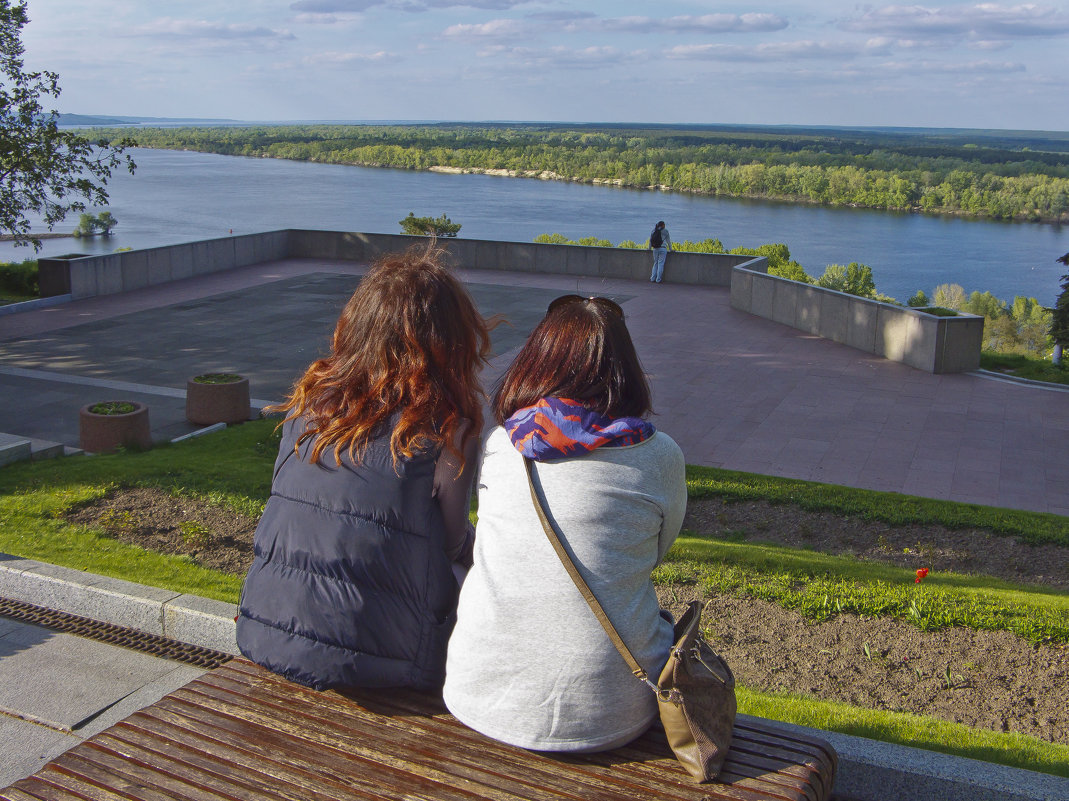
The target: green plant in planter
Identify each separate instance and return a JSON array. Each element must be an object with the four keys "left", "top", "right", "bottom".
[
  {"left": 917, "top": 307, "right": 959, "bottom": 317},
  {"left": 88, "top": 401, "right": 136, "bottom": 415},
  {"left": 193, "top": 373, "right": 243, "bottom": 384}
]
